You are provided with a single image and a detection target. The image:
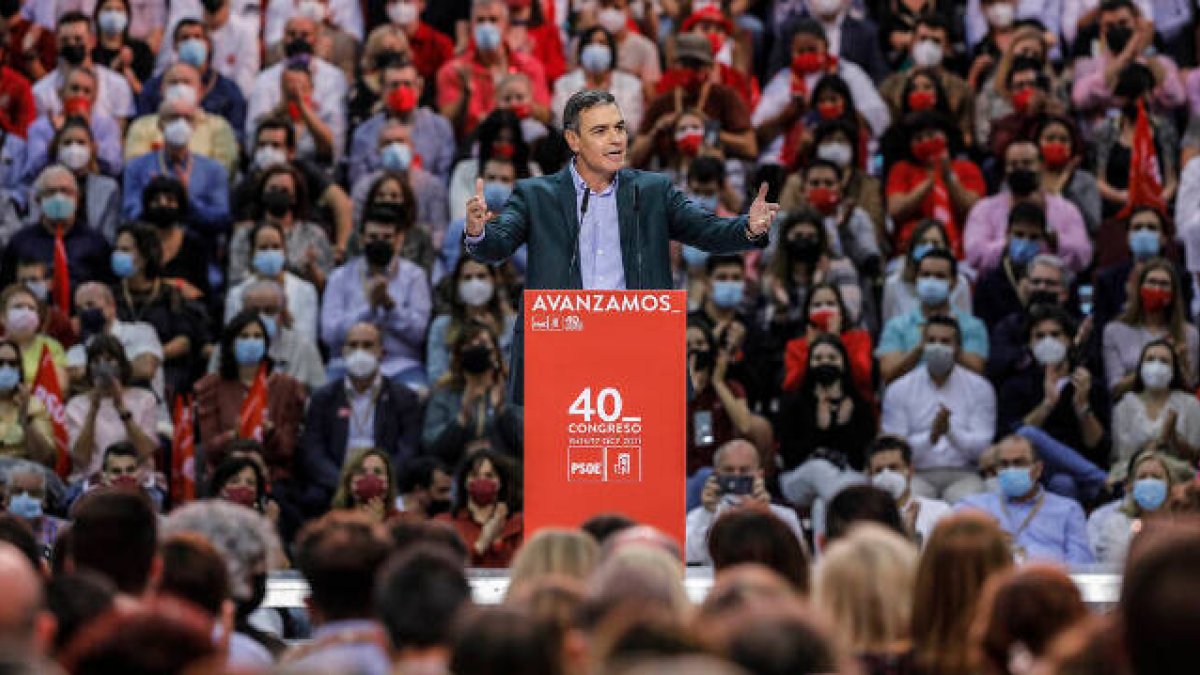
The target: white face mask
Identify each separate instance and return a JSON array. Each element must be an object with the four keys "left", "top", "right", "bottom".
[
  {"left": 458, "top": 278, "right": 495, "bottom": 307},
  {"left": 344, "top": 348, "right": 379, "bottom": 379},
  {"left": 872, "top": 469, "right": 908, "bottom": 500},
  {"left": 986, "top": 2, "right": 1015, "bottom": 29},
  {"left": 808, "top": 0, "right": 844, "bottom": 19},
  {"left": 388, "top": 0, "right": 419, "bottom": 25},
  {"left": 162, "top": 118, "right": 193, "bottom": 148},
  {"left": 816, "top": 142, "right": 852, "bottom": 167},
  {"left": 1031, "top": 336, "right": 1068, "bottom": 366},
  {"left": 298, "top": 0, "right": 327, "bottom": 23},
  {"left": 1140, "top": 361, "right": 1173, "bottom": 390},
  {"left": 912, "top": 39, "right": 944, "bottom": 67},
  {"left": 58, "top": 142, "right": 91, "bottom": 170},
  {"left": 255, "top": 146, "right": 288, "bottom": 169},
  {"left": 597, "top": 8, "right": 627, "bottom": 34},
  {"left": 164, "top": 83, "right": 199, "bottom": 107}
]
